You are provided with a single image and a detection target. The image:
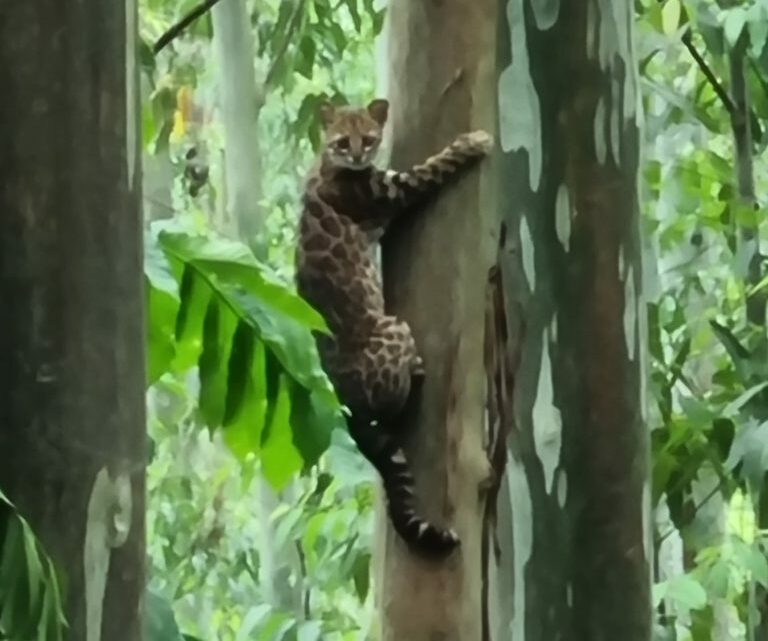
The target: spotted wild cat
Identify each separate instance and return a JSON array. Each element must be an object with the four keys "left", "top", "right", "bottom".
[{"left": 295, "top": 98, "right": 492, "bottom": 556}]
